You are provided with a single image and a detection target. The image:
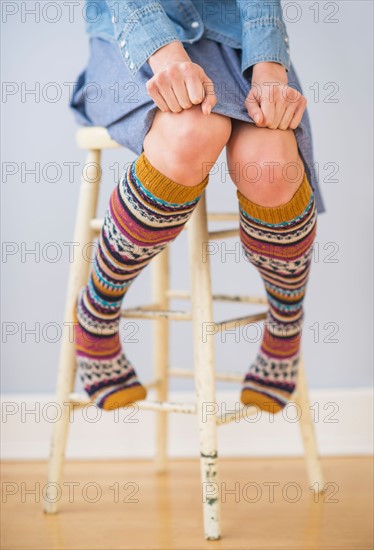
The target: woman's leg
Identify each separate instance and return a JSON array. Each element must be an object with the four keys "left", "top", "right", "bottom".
[
  {"left": 74, "top": 106, "right": 232, "bottom": 410},
  {"left": 226, "top": 120, "right": 317, "bottom": 413}
]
